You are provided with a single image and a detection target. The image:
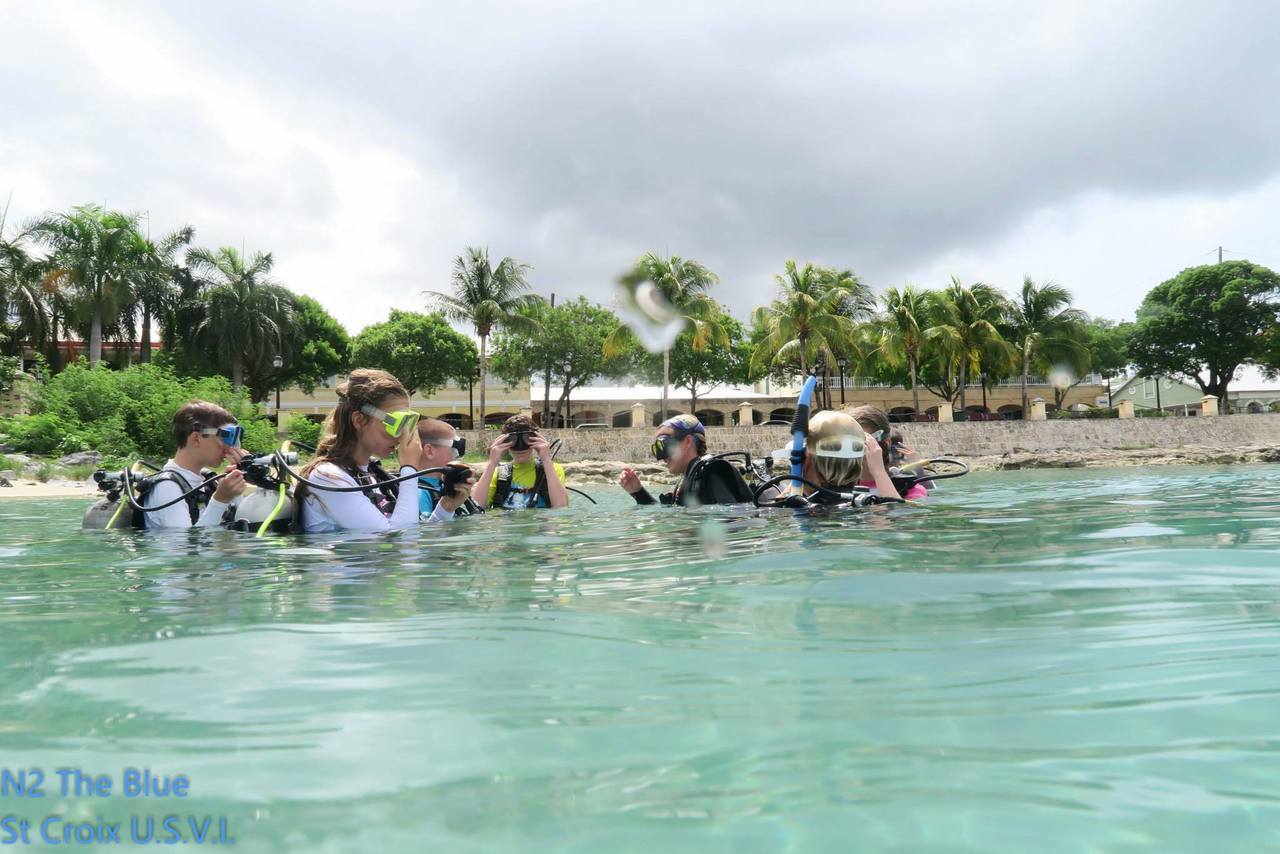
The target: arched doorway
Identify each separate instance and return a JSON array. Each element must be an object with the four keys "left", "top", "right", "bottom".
[
  {"left": 997, "top": 404, "right": 1022, "bottom": 420},
  {"left": 651, "top": 409, "right": 680, "bottom": 427},
  {"left": 573, "top": 410, "right": 607, "bottom": 427},
  {"left": 612, "top": 410, "right": 632, "bottom": 427},
  {"left": 440, "top": 413, "right": 472, "bottom": 430},
  {"left": 695, "top": 408, "right": 725, "bottom": 427},
  {"left": 768, "top": 407, "right": 795, "bottom": 424},
  {"left": 484, "top": 411, "right": 516, "bottom": 428}
]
